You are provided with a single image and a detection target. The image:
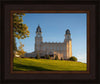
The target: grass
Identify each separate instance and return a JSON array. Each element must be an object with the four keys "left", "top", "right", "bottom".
[{"left": 13, "top": 58, "right": 87, "bottom": 71}]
